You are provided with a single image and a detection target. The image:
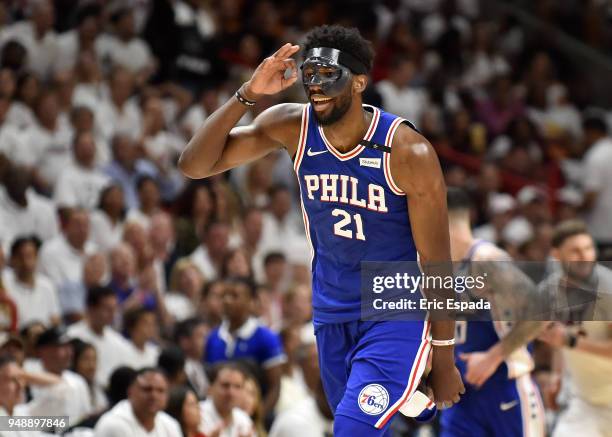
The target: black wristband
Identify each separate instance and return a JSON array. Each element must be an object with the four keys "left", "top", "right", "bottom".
[{"left": 235, "top": 90, "right": 256, "bottom": 106}]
